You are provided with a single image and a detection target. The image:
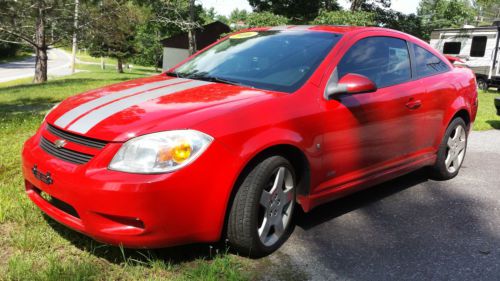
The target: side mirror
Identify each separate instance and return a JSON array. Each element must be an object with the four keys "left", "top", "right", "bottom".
[{"left": 325, "top": 73, "right": 377, "bottom": 100}]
